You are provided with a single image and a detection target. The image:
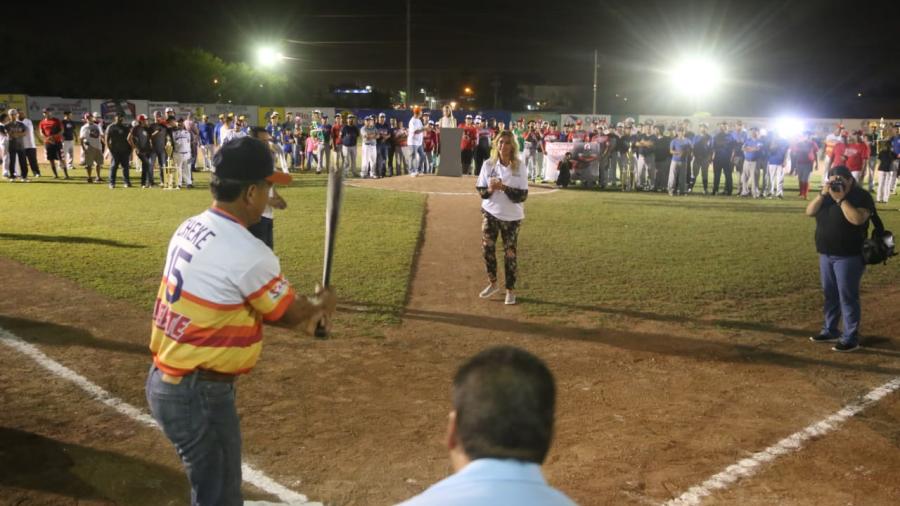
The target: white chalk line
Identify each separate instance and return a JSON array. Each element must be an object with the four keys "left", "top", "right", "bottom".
[
  {"left": 663, "top": 376, "right": 900, "bottom": 506},
  {"left": 0, "top": 327, "right": 320, "bottom": 506}
]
